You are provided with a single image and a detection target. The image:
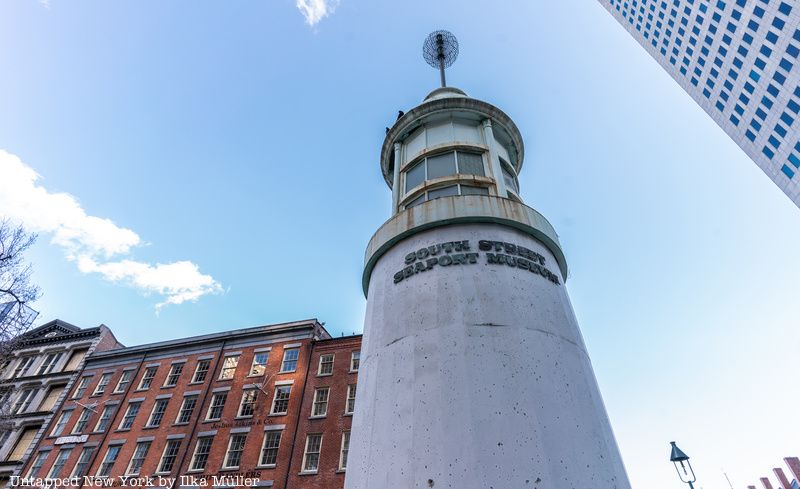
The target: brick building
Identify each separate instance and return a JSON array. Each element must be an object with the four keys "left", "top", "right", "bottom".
[
  {"left": 18, "top": 319, "right": 361, "bottom": 489},
  {"left": 0, "top": 320, "right": 122, "bottom": 487}
]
